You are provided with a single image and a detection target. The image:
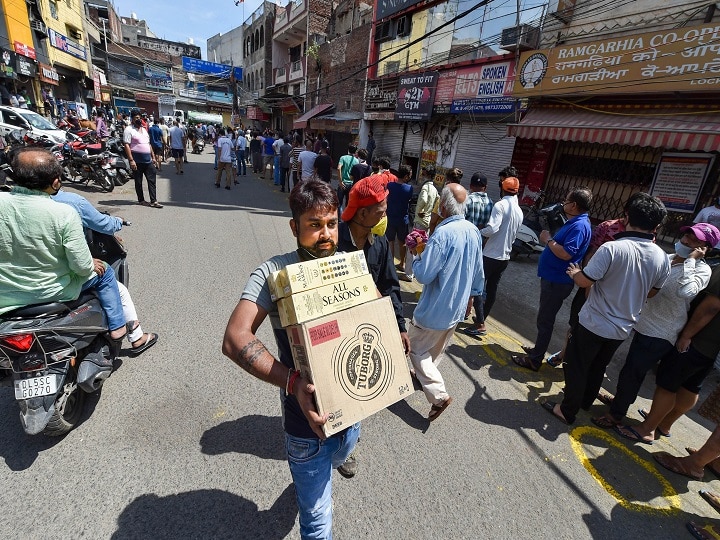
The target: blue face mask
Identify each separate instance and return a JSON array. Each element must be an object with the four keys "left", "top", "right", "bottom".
[{"left": 674, "top": 241, "right": 694, "bottom": 259}]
